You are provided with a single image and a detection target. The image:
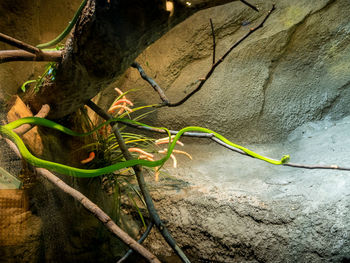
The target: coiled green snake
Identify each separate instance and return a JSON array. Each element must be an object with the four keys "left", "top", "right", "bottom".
[{"left": 0, "top": 117, "right": 290, "bottom": 178}]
